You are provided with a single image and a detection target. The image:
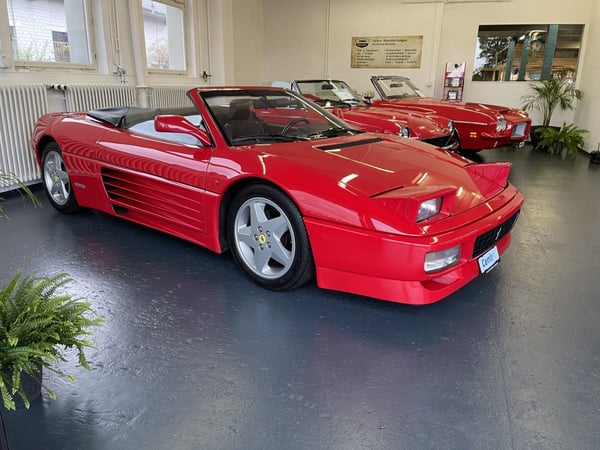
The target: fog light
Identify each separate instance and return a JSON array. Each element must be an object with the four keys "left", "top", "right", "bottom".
[{"left": 424, "top": 246, "right": 461, "bottom": 273}]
